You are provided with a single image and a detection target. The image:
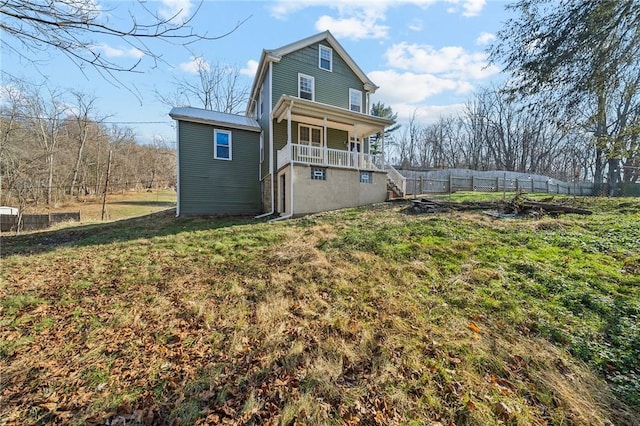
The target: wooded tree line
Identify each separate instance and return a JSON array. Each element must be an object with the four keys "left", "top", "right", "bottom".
[
  {"left": 0, "top": 82, "right": 176, "bottom": 211},
  {"left": 392, "top": 0, "right": 640, "bottom": 192},
  {"left": 391, "top": 86, "right": 599, "bottom": 183}
]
